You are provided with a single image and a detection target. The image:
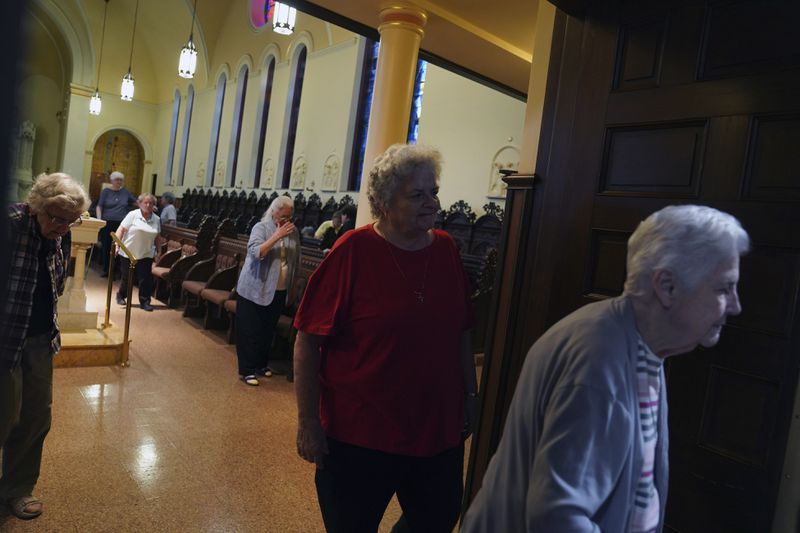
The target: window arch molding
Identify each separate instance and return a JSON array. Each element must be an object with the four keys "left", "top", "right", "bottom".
[
  {"left": 257, "top": 43, "right": 281, "bottom": 72},
  {"left": 287, "top": 30, "right": 314, "bottom": 58}
]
